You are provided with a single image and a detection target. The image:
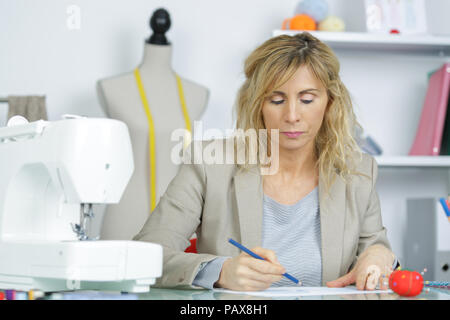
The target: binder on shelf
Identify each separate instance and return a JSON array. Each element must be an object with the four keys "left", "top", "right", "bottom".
[{"left": 409, "top": 63, "right": 450, "bottom": 156}]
